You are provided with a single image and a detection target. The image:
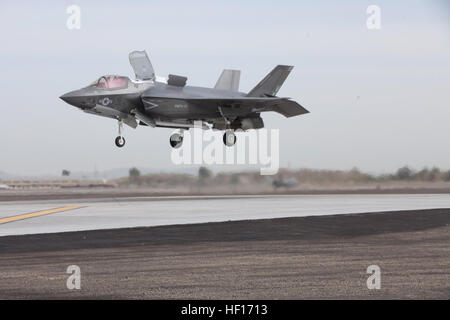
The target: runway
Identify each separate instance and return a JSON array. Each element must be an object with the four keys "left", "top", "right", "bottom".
[
  {"left": 1, "top": 194, "right": 450, "bottom": 236},
  {"left": 1, "top": 208, "right": 449, "bottom": 299}
]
